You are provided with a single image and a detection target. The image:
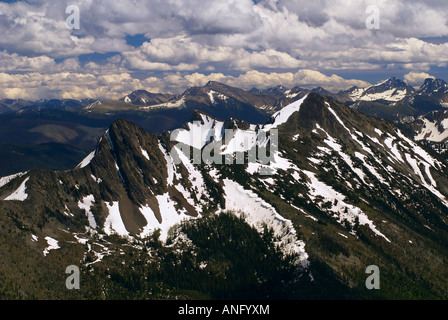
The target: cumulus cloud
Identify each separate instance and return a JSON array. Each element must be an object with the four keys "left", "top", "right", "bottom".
[
  {"left": 0, "top": 0, "right": 447, "bottom": 99},
  {"left": 0, "top": 72, "right": 142, "bottom": 100},
  {"left": 0, "top": 51, "right": 56, "bottom": 72},
  {"left": 404, "top": 71, "right": 435, "bottom": 87},
  {"left": 0, "top": 68, "right": 371, "bottom": 100},
  {"left": 121, "top": 36, "right": 302, "bottom": 72},
  {"left": 0, "top": 1, "right": 97, "bottom": 58},
  {"left": 224, "top": 69, "right": 370, "bottom": 91},
  {"left": 141, "top": 69, "right": 369, "bottom": 94},
  {"left": 10, "top": 68, "right": 372, "bottom": 100}
]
